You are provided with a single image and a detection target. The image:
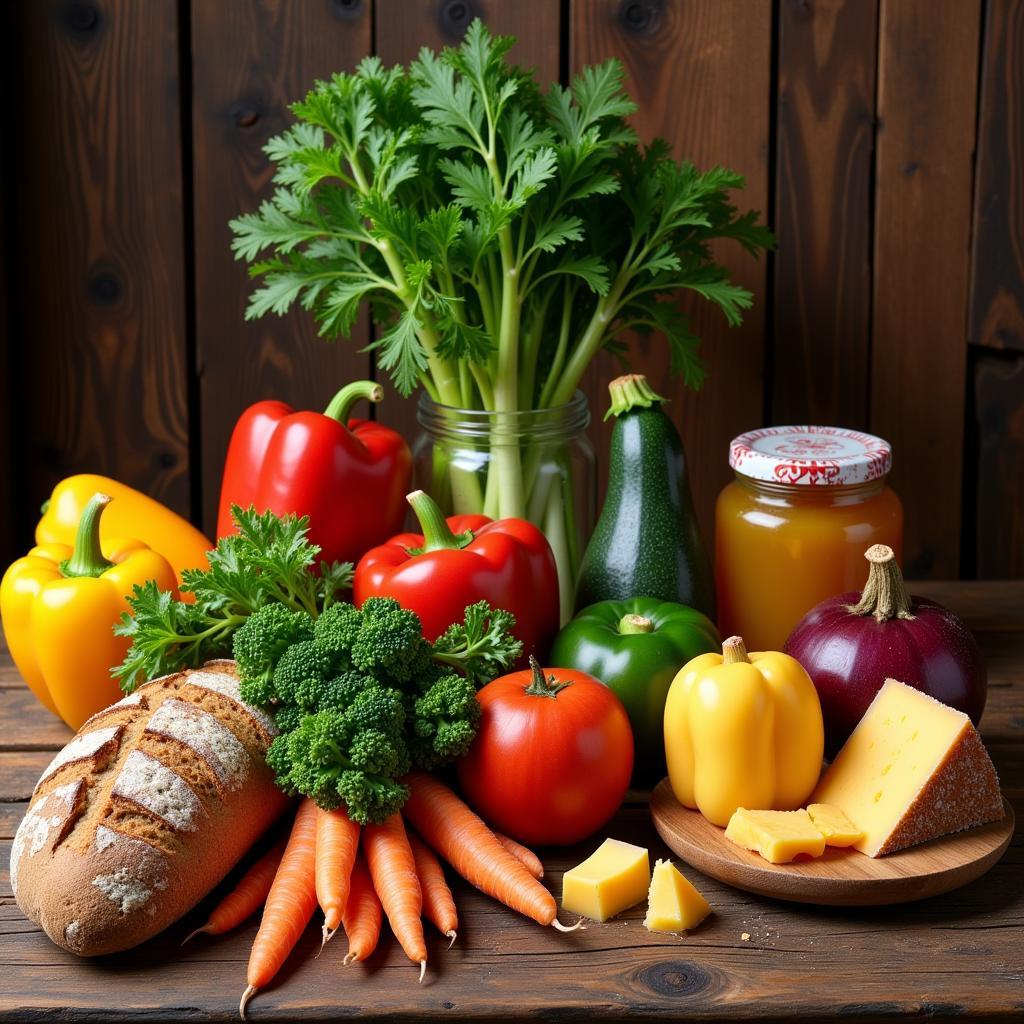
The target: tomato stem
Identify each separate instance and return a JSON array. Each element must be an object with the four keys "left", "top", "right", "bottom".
[{"left": 523, "top": 655, "right": 573, "bottom": 698}]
